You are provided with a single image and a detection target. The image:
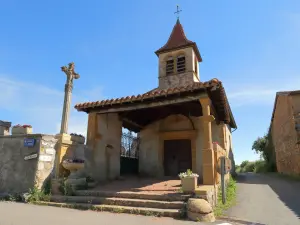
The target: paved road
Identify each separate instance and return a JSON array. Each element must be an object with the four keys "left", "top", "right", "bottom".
[
  {"left": 0, "top": 202, "right": 234, "bottom": 225},
  {"left": 224, "top": 173, "right": 300, "bottom": 225}
]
